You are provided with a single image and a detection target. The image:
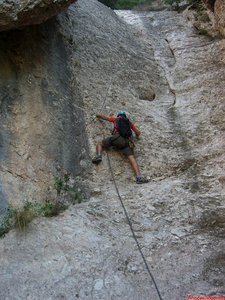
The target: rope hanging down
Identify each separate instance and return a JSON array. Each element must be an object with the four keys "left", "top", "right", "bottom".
[
  {"left": 105, "top": 150, "right": 163, "bottom": 300},
  {"left": 96, "top": 116, "right": 163, "bottom": 300}
]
